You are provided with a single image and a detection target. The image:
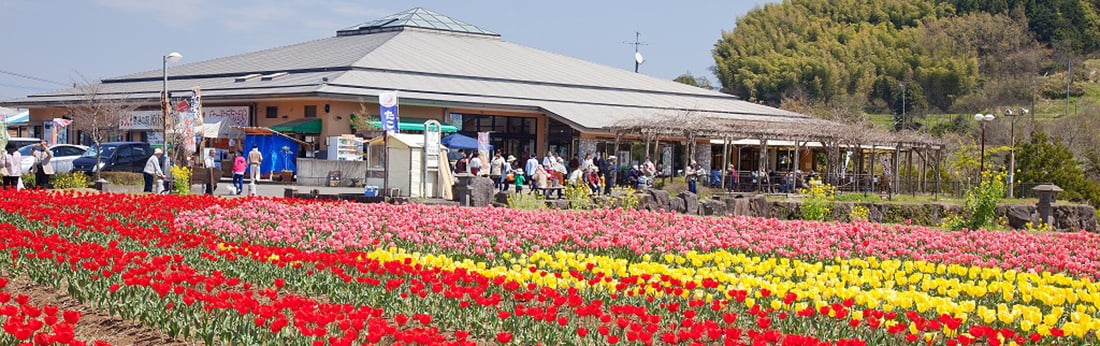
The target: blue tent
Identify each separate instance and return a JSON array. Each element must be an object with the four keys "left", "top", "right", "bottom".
[
  {"left": 243, "top": 132, "right": 301, "bottom": 175},
  {"left": 440, "top": 133, "right": 479, "bottom": 150}
]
